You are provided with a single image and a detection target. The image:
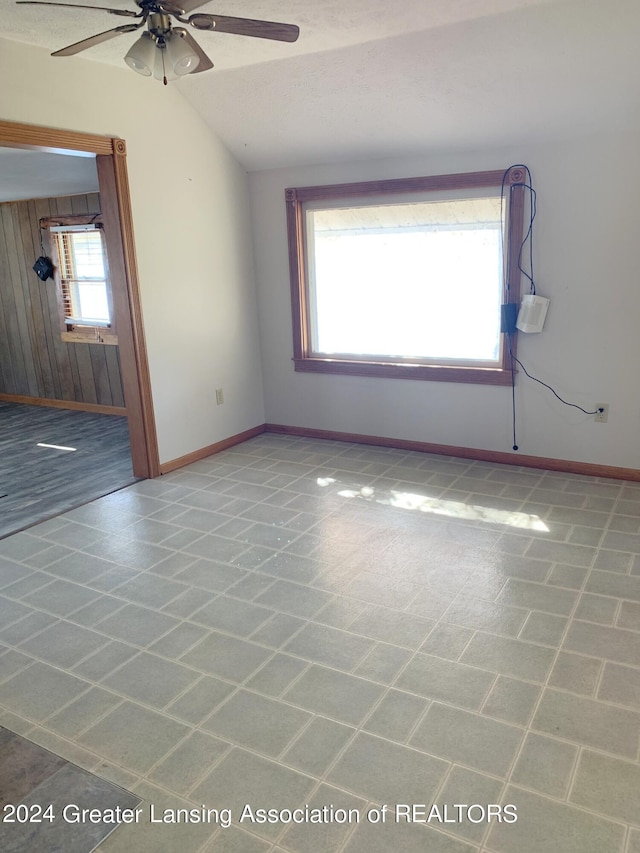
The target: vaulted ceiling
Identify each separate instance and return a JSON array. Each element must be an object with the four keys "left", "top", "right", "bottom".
[{"left": 1, "top": 0, "right": 638, "bottom": 170}]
